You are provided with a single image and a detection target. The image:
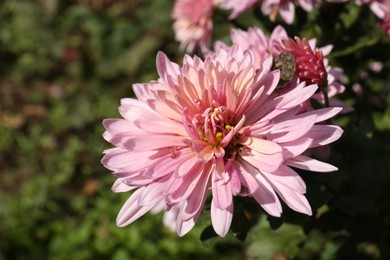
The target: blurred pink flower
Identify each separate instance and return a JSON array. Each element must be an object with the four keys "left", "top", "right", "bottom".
[
  {"left": 355, "top": 0, "right": 390, "bottom": 18},
  {"left": 381, "top": 18, "right": 390, "bottom": 37},
  {"left": 102, "top": 48, "right": 343, "bottom": 237},
  {"left": 219, "top": 0, "right": 260, "bottom": 19},
  {"left": 172, "top": 0, "right": 215, "bottom": 52},
  {"left": 261, "top": 0, "right": 321, "bottom": 24},
  {"left": 380, "top": 5, "right": 390, "bottom": 37},
  {"left": 213, "top": 26, "right": 350, "bottom": 112},
  {"left": 218, "top": 0, "right": 321, "bottom": 24}
]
